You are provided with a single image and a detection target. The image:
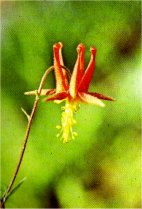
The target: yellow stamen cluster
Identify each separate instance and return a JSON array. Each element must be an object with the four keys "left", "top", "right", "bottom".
[{"left": 56, "top": 100, "right": 78, "bottom": 143}]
